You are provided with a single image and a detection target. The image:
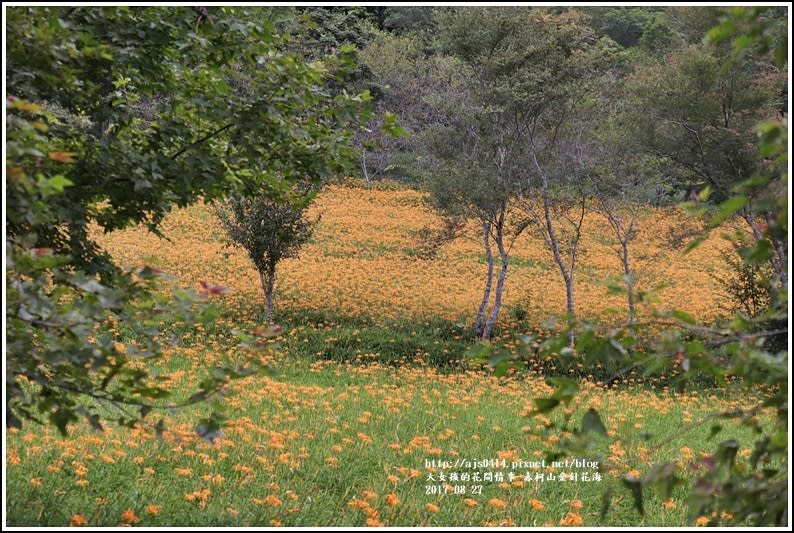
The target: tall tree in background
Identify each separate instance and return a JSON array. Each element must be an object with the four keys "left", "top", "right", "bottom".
[
  {"left": 583, "top": 128, "right": 666, "bottom": 333},
  {"left": 513, "top": 10, "right": 614, "bottom": 326},
  {"left": 355, "top": 32, "right": 422, "bottom": 187},
  {"left": 421, "top": 8, "right": 613, "bottom": 338},
  {"left": 574, "top": 61, "right": 666, "bottom": 333},
  {"left": 624, "top": 26, "right": 788, "bottom": 288},
  {"left": 421, "top": 7, "right": 542, "bottom": 340}
]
